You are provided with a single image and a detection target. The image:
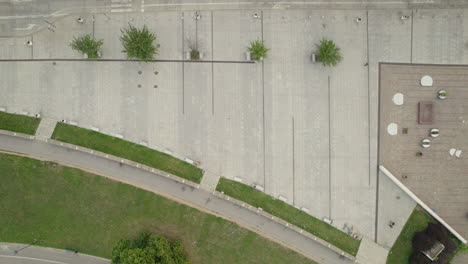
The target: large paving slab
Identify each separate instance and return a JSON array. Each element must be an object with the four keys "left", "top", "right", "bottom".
[
  {"left": 412, "top": 9, "right": 468, "bottom": 64},
  {"left": 376, "top": 170, "right": 416, "bottom": 249},
  {"left": 0, "top": 36, "right": 32, "bottom": 59},
  {"left": 355, "top": 238, "right": 389, "bottom": 264},
  {"left": 212, "top": 10, "right": 262, "bottom": 61}
]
